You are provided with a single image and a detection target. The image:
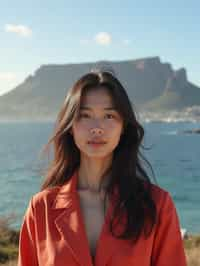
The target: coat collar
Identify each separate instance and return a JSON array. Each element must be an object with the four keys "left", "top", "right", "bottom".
[
  {"left": 52, "top": 170, "right": 79, "bottom": 209},
  {"left": 51, "top": 170, "right": 130, "bottom": 266}
]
